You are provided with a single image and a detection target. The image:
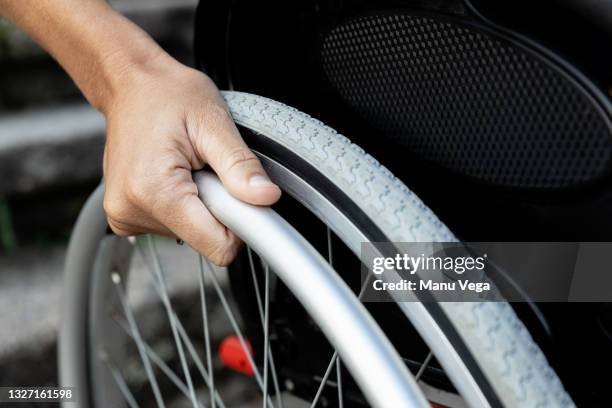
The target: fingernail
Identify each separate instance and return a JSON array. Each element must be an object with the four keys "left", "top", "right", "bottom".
[{"left": 249, "top": 174, "right": 276, "bottom": 188}]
